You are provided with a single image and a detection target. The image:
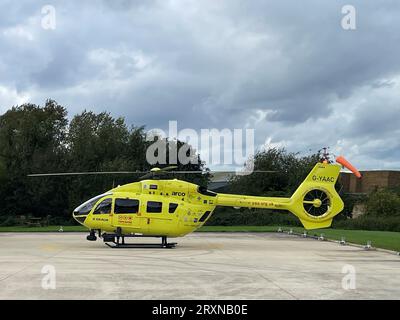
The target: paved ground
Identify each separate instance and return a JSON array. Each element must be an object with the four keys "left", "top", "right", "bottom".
[{"left": 0, "top": 232, "right": 399, "bottom": 299}]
